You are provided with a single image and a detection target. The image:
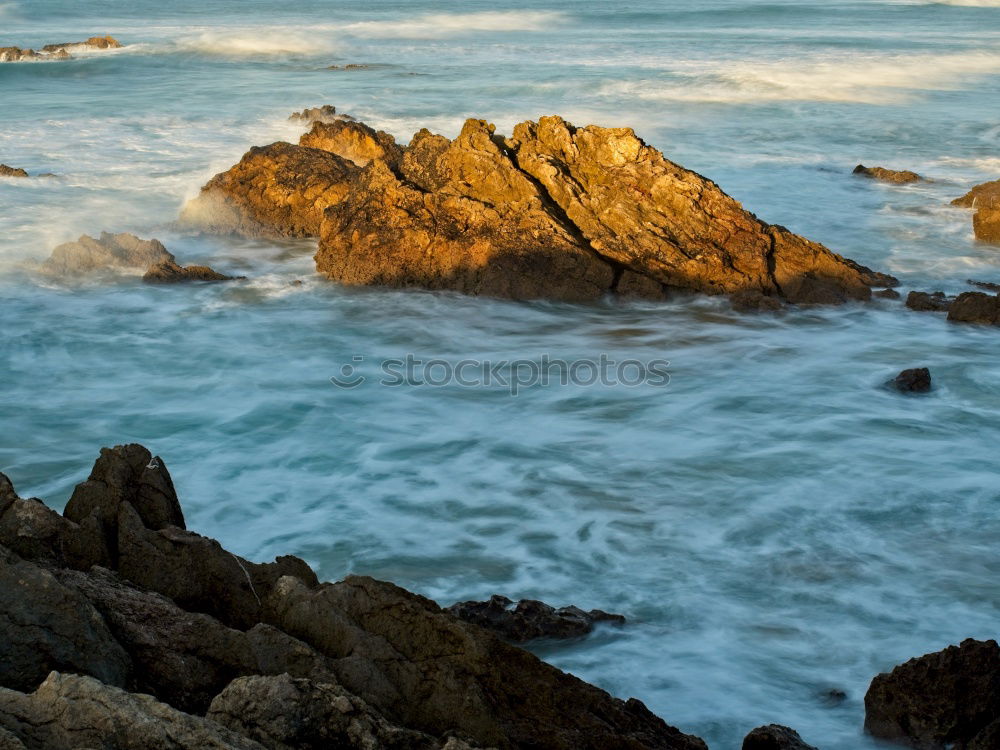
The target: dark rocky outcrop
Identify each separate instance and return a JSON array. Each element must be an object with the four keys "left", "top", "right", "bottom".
[
  {"left": 180, "top": 142, "right": 358, "bottom": 238},
  {"left": 446, "top": 594, "right": 625, "bottom": 642},
  {"left": 41, "top": 232, "right": 175, "bottom": 276},
  {"left": 0, "top": 165, "right": 28, "bottom": 178},
  {"left": 288, "top": 105, "right": 350, "bottom": 126},
  {"left": 189, "top": 113, "right": 894, "bottom": 305},
  {"left": 0, "top": 672, "right": 264, "bottom": 750},
  {"left": 968, "top": 279, "right": 1000, "bottom": 292},
  {"left": 853, "top": 165, "right": 924, "bottom": 184},
  {"left": 947, "top": 291, "right": 1000, "bottom": 325},
  {"left": 143, "top": 259, "right": 238, "bottom": 283},
  {"left": 299, "top": 119, "right": 403, "bottom": 168},
  {"left": 0, "top": 445, "right": 708, "bottom": 750},
  {"left": 905, "top": 291, "right": 952, "bottom": 313},
  {"left": 952, "top": 179, "right": 1000, "bottom": 244},
  {"left": 887, "top": 367, "right": 932, "bottom": 393},
  {"left": 864, "top": 638, "right": 1000, "bottom": 749},
  {"left": 874, "top": 288, "right": 901, "bottom": 299},
  {"left": 742, "top": 725, "right": 818, "bottom": 750}
]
